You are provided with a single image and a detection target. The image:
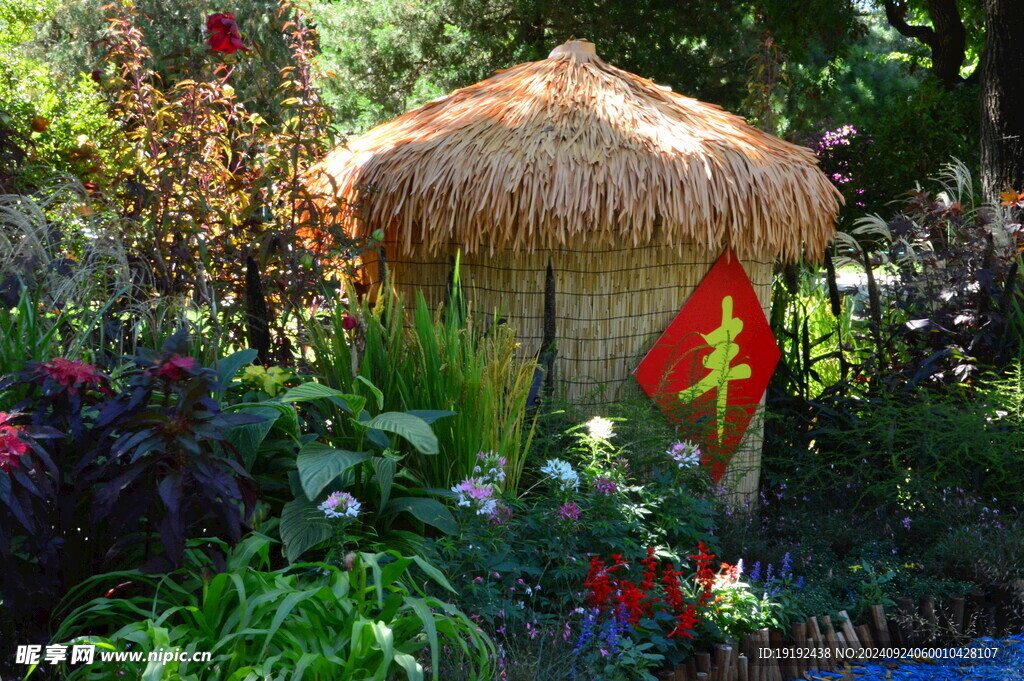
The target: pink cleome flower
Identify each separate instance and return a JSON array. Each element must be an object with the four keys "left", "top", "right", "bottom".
[
  {"left": 451, "top": 478, "right": 497, "bottom": 516},
  {"left": 556, "top": 501, "right": 581, "bottom": 521},
  {"left": 592, "top": 477, "right": 617, "bottom": 495}
]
